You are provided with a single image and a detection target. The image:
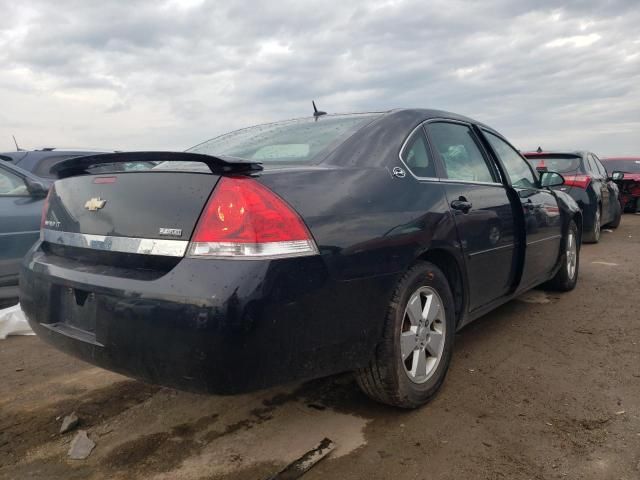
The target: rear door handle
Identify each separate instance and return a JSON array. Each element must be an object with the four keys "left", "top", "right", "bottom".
[{"left": 451, "top": 199, "right": 472, "bottom": 213}]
